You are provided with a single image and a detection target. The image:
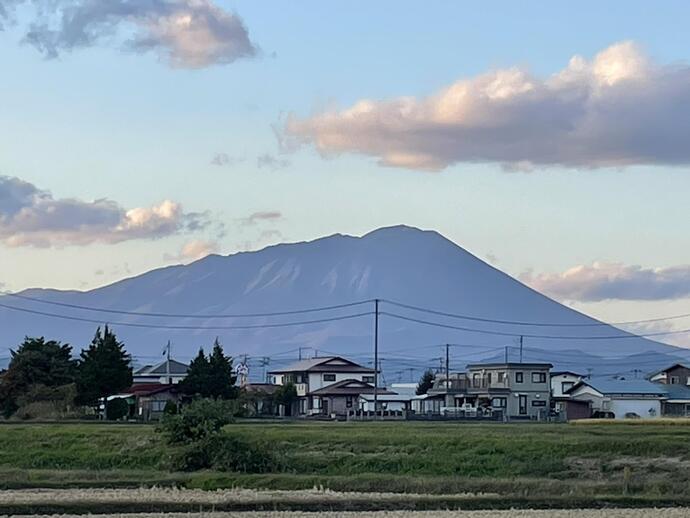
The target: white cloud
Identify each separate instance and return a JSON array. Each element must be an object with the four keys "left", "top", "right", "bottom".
[
  {"left": 520, "top": 262, "right": 690, "bottom": 302},
  {"left": 4, "top": 0, "right": 257, "bottom": 69},
  {"left": 285, "top": 41, "right": 690, "bottom": 171},
  {"left": 0, "top": 175, "right": 205, "bottom": 247},
  {"left": 165, "top": 239, "right": 219, "bottom": 262}
]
